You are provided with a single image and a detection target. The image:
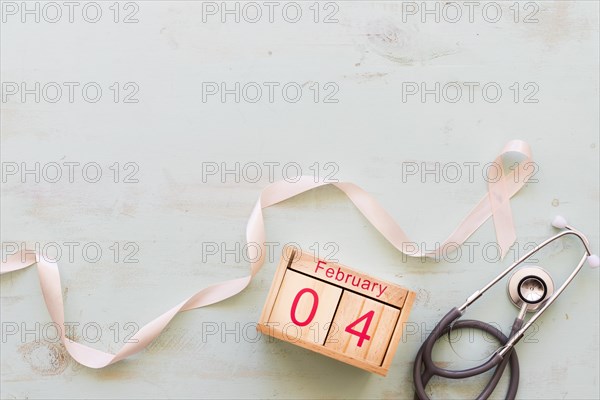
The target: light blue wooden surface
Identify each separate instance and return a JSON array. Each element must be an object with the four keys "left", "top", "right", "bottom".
[{"left": 1, "top": 1, "right": 598, "bottom": 399}]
